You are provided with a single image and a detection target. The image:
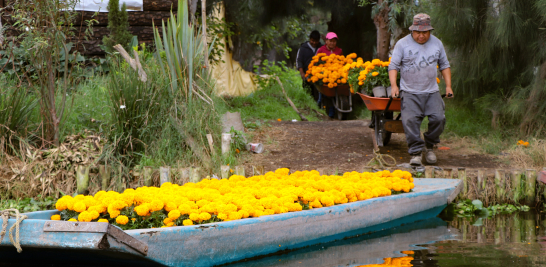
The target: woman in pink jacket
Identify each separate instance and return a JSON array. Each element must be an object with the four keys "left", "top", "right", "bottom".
[
  {"left": 316, "top": 32, "right": 343, "bottom": 56},
  {"left": 316, "top": 32, "right": 343, "bottom": 118}
]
